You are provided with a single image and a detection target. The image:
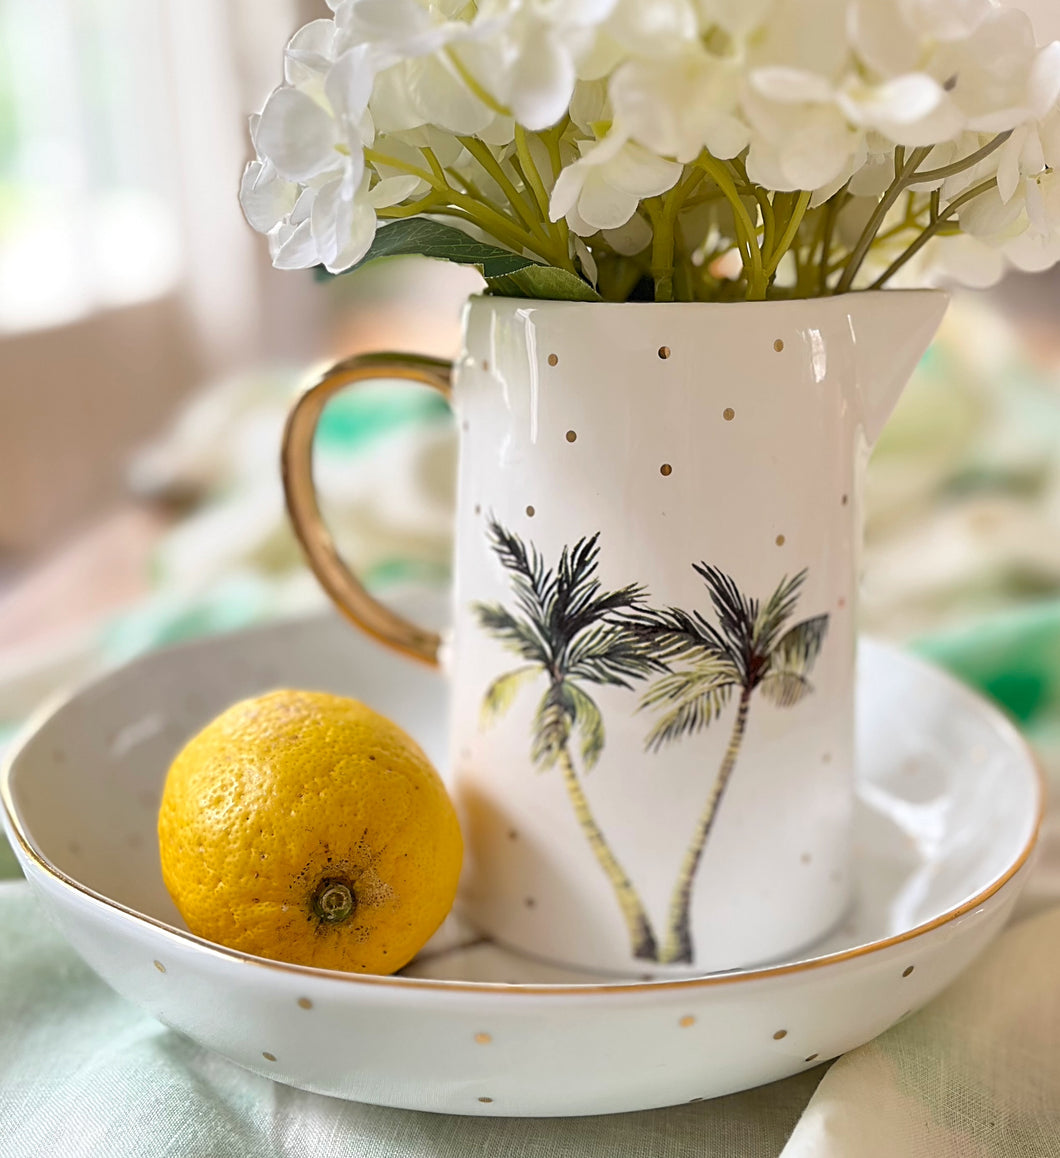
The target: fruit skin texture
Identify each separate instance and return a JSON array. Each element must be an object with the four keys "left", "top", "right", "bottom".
[{"left": 158, "top": 689, "right": 462, "bottom": 975}]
